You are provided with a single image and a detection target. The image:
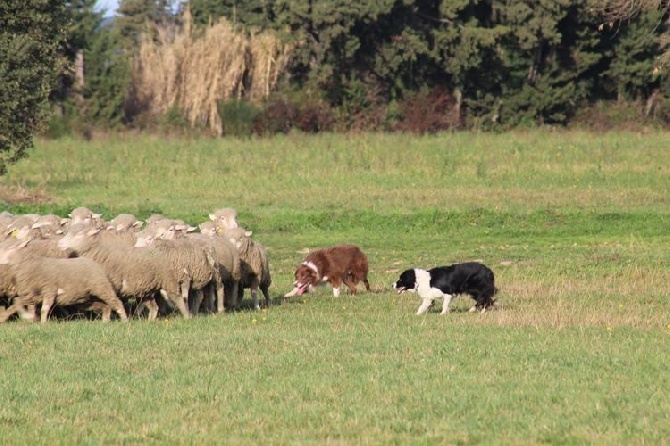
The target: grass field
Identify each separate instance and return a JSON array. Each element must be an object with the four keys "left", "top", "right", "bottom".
[{"left": 1, "top": 131, "right": 669, "bottom": 444}]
